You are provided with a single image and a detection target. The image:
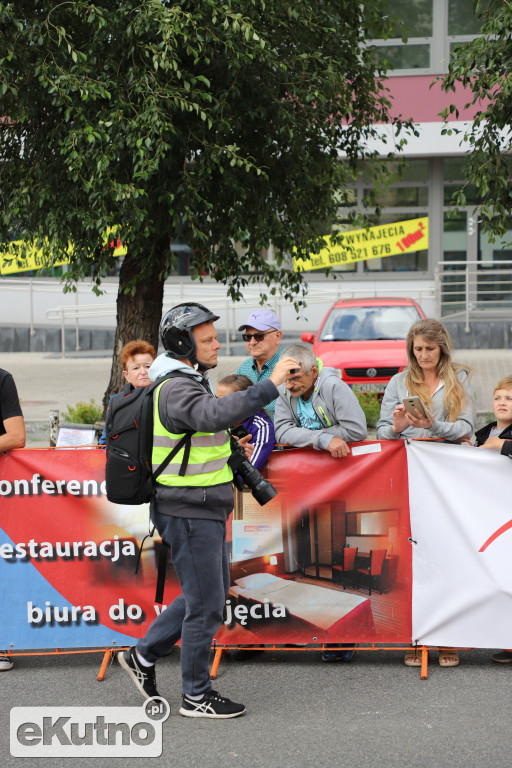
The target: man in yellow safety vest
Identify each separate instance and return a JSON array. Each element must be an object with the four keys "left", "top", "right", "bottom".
[{"left": 118, "top": 302, "right": 297, "bottom": 719}]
